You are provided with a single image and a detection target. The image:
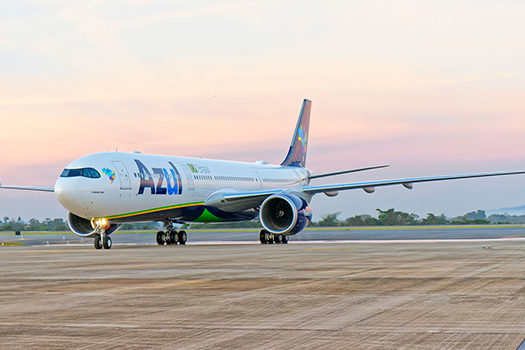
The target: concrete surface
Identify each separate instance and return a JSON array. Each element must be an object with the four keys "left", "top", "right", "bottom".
[
  {"left": 2, "top": 225, "right": 525, "bottom": 247},
  {"left": 2, "top": 240, "right": 525, "bottom": 349}
]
